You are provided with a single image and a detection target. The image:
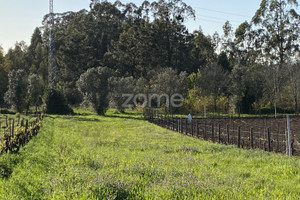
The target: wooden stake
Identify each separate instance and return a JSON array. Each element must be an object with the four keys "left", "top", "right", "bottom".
[
  {"left": 237, "top": 126, "right": 241, "bottom": 148},
  {"left": 250, "top": 128, "right": 254, "bottom": 149}
]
